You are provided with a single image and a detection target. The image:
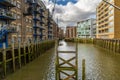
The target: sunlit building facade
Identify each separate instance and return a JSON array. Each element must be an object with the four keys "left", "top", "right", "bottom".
[
  {"left": 77, "top": 18, "right": 96, "bottom": 38},
  {"left": 96, "top": 0, "right": 120, "bottom": 39}
]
